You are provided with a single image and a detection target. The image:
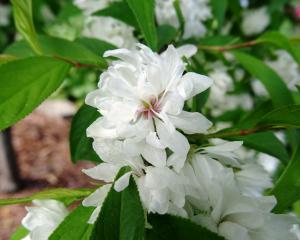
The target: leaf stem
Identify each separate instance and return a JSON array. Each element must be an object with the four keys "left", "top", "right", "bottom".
[
  {"left": 198, "top": 40, "right": 258, "bottom": 52},
  {"left": 53, "top": 55, "right": 107, "bottom": 69}
]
